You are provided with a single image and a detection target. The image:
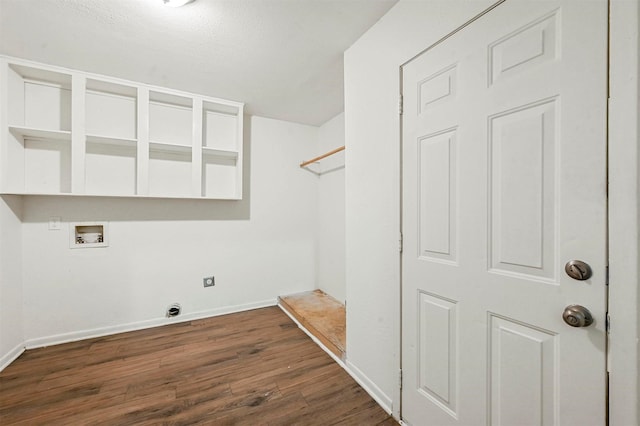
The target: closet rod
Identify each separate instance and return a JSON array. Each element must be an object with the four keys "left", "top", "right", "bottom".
[{"left": 300, "top": 146, "right": 345, "bottom": 168}]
